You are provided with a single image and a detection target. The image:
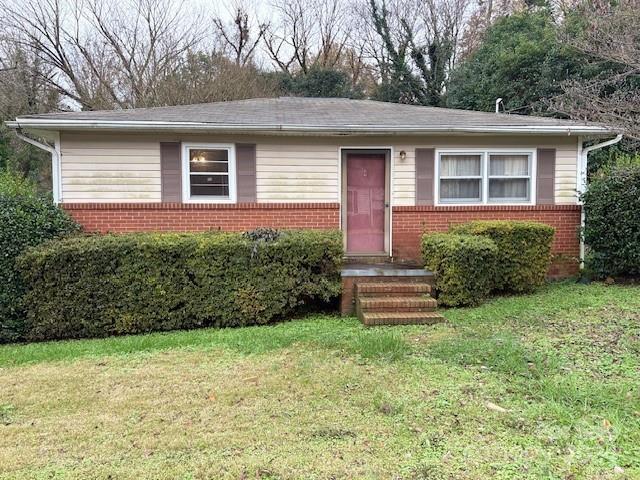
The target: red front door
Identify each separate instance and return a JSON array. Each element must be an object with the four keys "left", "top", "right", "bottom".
[{"left": 346, "top": 153, "right": 386, "bottom": 253}]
